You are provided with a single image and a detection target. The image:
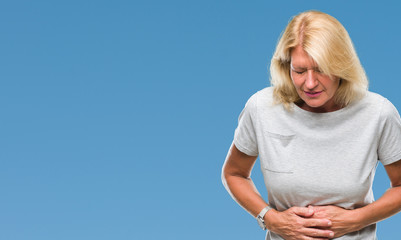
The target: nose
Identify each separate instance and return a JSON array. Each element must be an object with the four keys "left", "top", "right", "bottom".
[{"left": 304, "top": 70, "right": 318, "bottom": 89}]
